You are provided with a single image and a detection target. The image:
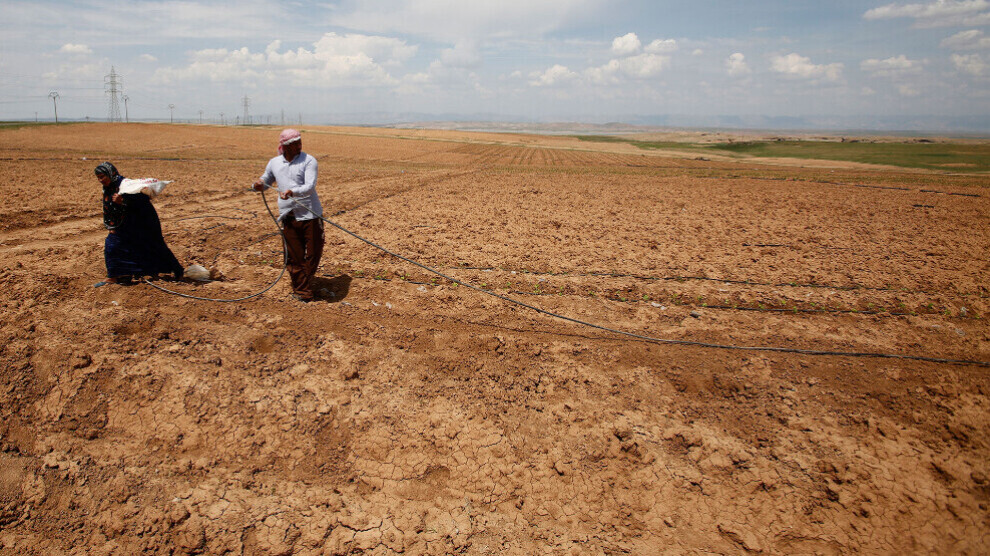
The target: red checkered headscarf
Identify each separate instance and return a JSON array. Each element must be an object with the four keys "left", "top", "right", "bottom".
[{"left": 278, "top": 129, "right": 301, "bottom": 154}]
